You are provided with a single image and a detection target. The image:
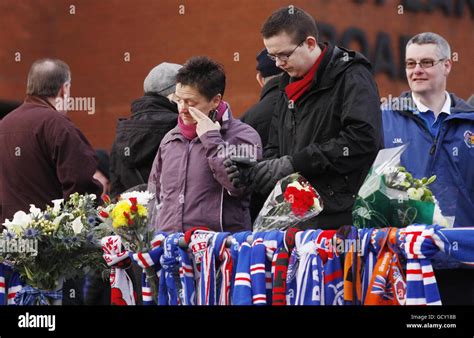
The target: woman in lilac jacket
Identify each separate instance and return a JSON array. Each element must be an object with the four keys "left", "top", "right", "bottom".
[{"left": 148, "top": 56, "right": 262, "bottom": 233}]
